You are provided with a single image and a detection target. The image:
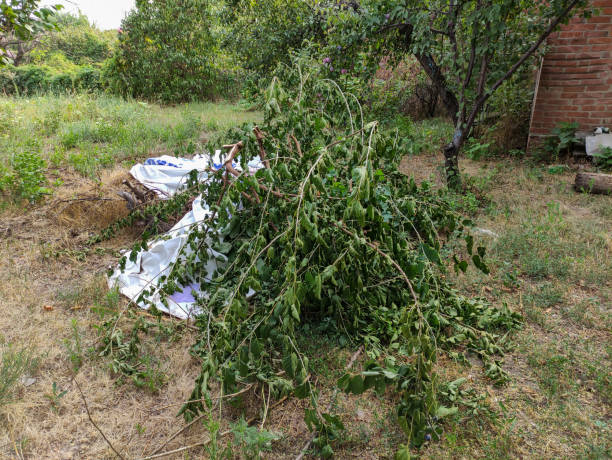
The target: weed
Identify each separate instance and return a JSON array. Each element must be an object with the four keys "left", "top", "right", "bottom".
[
  {"left": 0, "top": 150, "right": 50, "bottom": 202},
  {"left": 55, "top": 278, "right": 109, "bottom": 309},
  {"left": 527, "top": 345, "right": 576, "bottom": 398},
  {"left": 500, "top": 262, "right": 521, "bottom": 289},
  {"left": 524, "top": 283, "right": 564, "bottom": 309},
  {"left": 0, "top": 345, "right": 39, "bottom": 407},
  {"left": 64, "top": 319, "right": 84, "bottom": 372},
  {"left": 523, "top": 306, "right": 550, "bottom": 330},
  {"left": 536, "top": 121, "right": 579, "bottom": 162},
  {"left": 593, "top": 146, "right": 612, "bottom": 172},
  {"left": 463, "top": 139, "right": 491, "bottom": 160},
  {"left": 231, "top": 416, "right": 281, "bottom": 459},
  {"left": 547, "top": 165, "right": 571, "bottom": 175},
  {"left": 44, "top": 382, "right": 68, "bottom": 413},
  {"left": 204, "top": 416, "right": 233, "bottom": 459}
]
